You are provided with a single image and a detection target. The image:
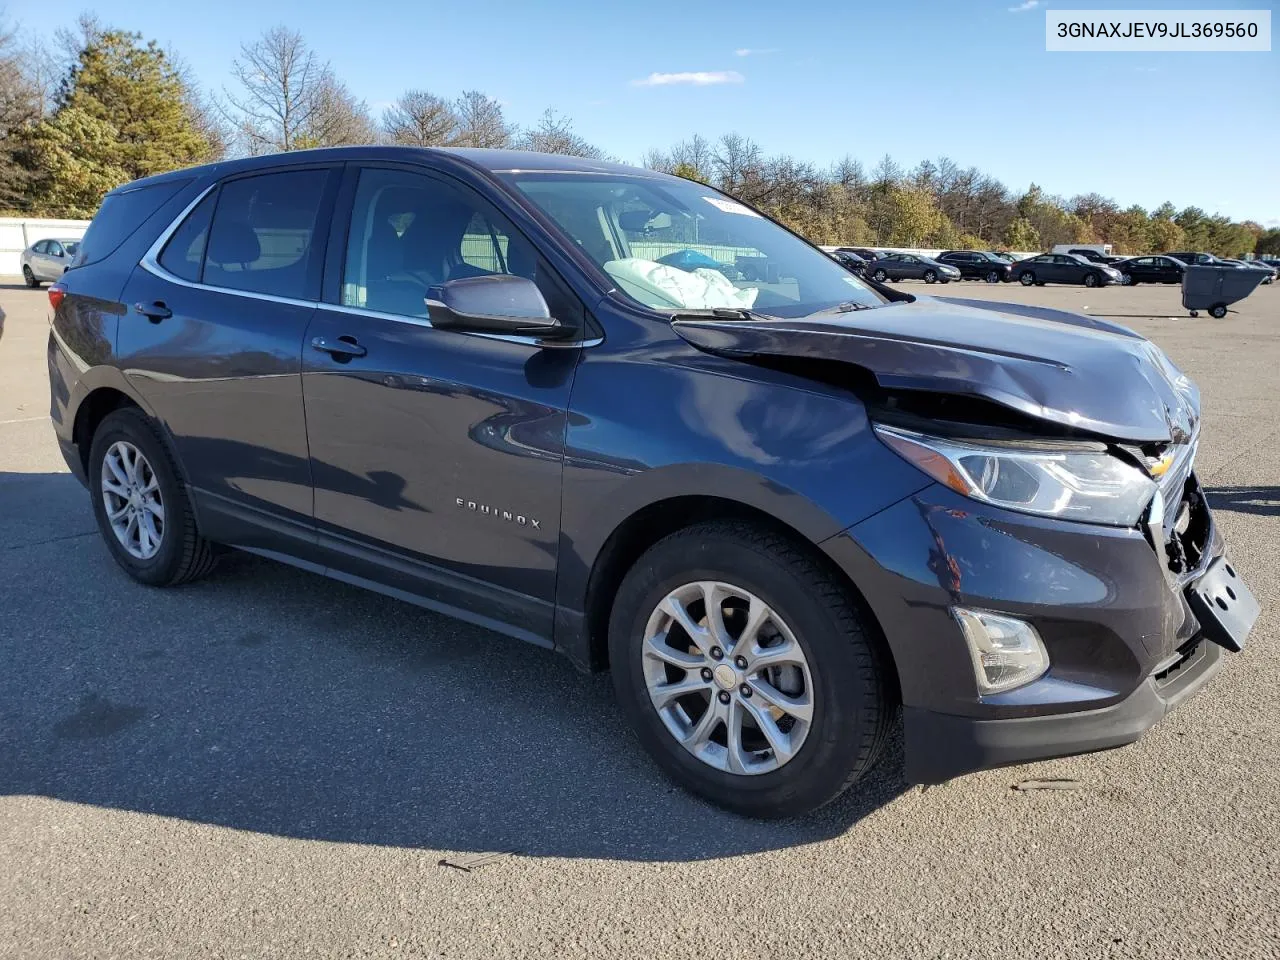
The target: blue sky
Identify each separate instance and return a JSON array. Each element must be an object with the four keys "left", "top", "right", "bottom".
[{"left": 9, "top": 0, "right": 1278, "bottom": 222}]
